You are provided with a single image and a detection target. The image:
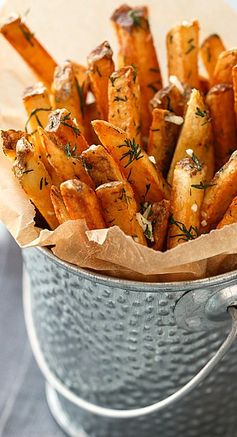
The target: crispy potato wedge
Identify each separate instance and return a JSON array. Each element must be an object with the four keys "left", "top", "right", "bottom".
[
  {"left": 149, "top": 200, "right": 170, "bottom": 251},
  {"left": 92, "top": 120, "right": 171, "bottom": 203},
  {"left": 111, "top": 5, "right": 162, "bottom": 139},
  {"left": 166, "top": 20, "right": 199, "bottom": 88},
  {"left": 1, "top": 129, "right": 27, "bottom": 160},
  {"left": 168, "top": 158, "right": 206, "bottom": 249},
  {"left": 1, "top": 15, "right": 56, "bottom": 87},
  {"left": 50, "top": 185, "right": 70, "bottom": 224},
  {"left": 167, "top": 89, "right": 214, "bottom": 184},
  {"left": 217, "top": 196, "right": 237, "bottom": 229},
  {"left": 87, "top": 41, "right": 114, "bottom": 120},
  {"left": 206, "top": 83, "right": 237, "bottom": 168},
  {"left": 147, "top": 109, "right": 183, "bottom": 176},
  {"left": 23, "top": 82, "right": 52, "bottom": 134},
  {"left": 108, "top": 66, "right": 141, "bottom": 144},
  {"left": 13, "top": 137, "right": 58, "bottom": 229},
  {"left": 60, "top": 179, "right": 105, "bottom": 229},
  {"left": 71, "top": 62, "right": 90, "bottom": 102},
  {"left": 213, "top": 49, "right": 237, "bottom": 85},
  {"left": 200, "top": 150, "right": 237, "bottom": 231},
  {"left": 200, "top": 34, "right": 225, "bottom": 81},
  {"left": 81, "top": 144, "right": 124, "bottom": 187},
  {"left": 96, "top": 181, "right": 146, "bottom": 245},
  {"left": 150, "top": 80, "right": 191, "bottom": 117},
  {"left": 232, "top": 65, "right": 237, "bottom": 125}
]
